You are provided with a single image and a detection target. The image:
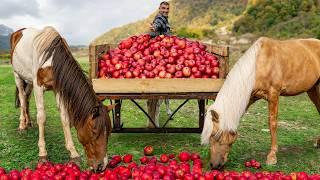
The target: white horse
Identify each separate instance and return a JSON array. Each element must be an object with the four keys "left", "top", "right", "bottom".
[{"left": 11, "top": 26, "right": 113, "bottom": 171}]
